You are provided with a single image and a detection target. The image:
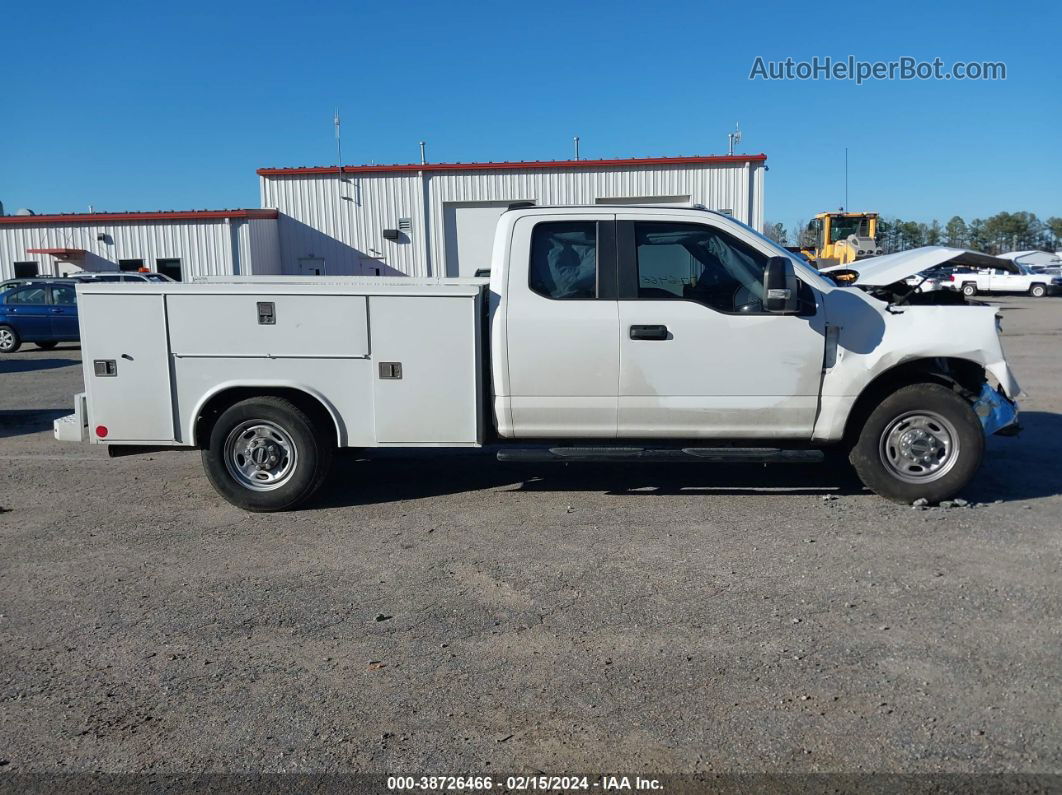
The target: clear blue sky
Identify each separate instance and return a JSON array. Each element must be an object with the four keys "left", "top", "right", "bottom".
[{"left": 3, "top": 0, "right": 1058, "bottom": 232}]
